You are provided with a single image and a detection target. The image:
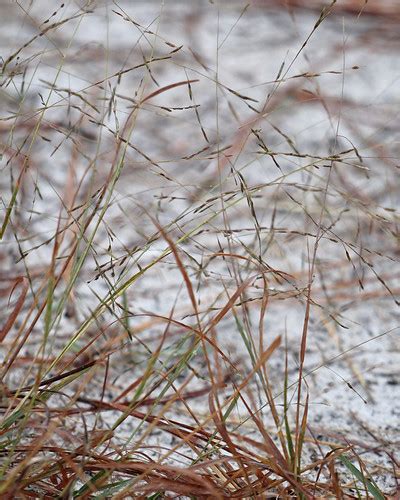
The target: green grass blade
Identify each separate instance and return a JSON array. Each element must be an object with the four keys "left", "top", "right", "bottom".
[{"left": 339, "top": 454, "right": 385, "bottom": 500}]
